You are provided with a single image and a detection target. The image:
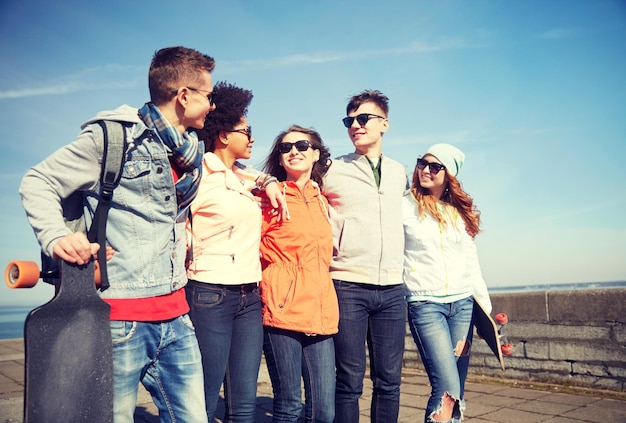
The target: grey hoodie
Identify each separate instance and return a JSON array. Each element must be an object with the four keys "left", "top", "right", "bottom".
[{"left": 323, "top": 153, "right": 408, "bottom": 286}]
